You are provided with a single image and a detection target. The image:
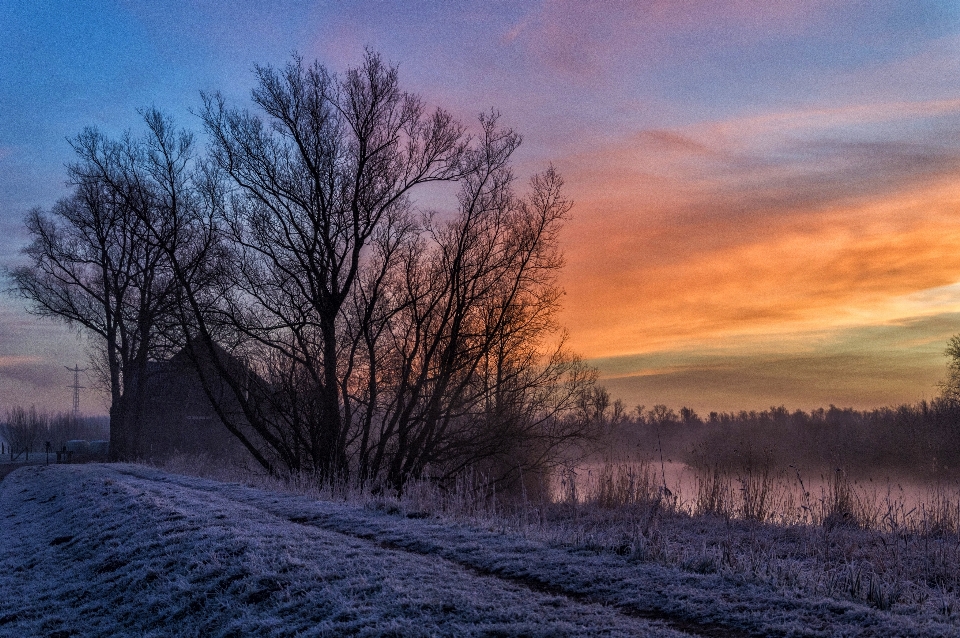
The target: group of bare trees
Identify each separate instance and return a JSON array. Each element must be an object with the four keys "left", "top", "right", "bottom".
[
  {"left": 0, "top": 407, "right": 43, "bottom": 460},
  {"left": 11, "top": 52, "right": 597, "bottom": 489}
]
